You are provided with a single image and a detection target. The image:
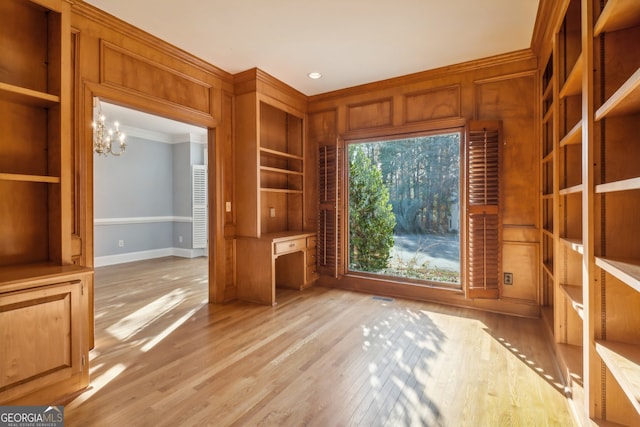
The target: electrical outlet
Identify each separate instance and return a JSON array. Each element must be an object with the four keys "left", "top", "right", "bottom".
[
  {"left": 225, "top": 201, "right": 232, "bottom": 212},
  {"left": 504, "top": 272, "right": 513, "bottom": 285},
  {"left": 179, "top": 235, "right": 183, "bottom": 243},
  {"left": 118, "top": 239, "right": 124, "bottom": 247},
  {"left": 269, "top": 207, "right": 276, "bottom": 218}
]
